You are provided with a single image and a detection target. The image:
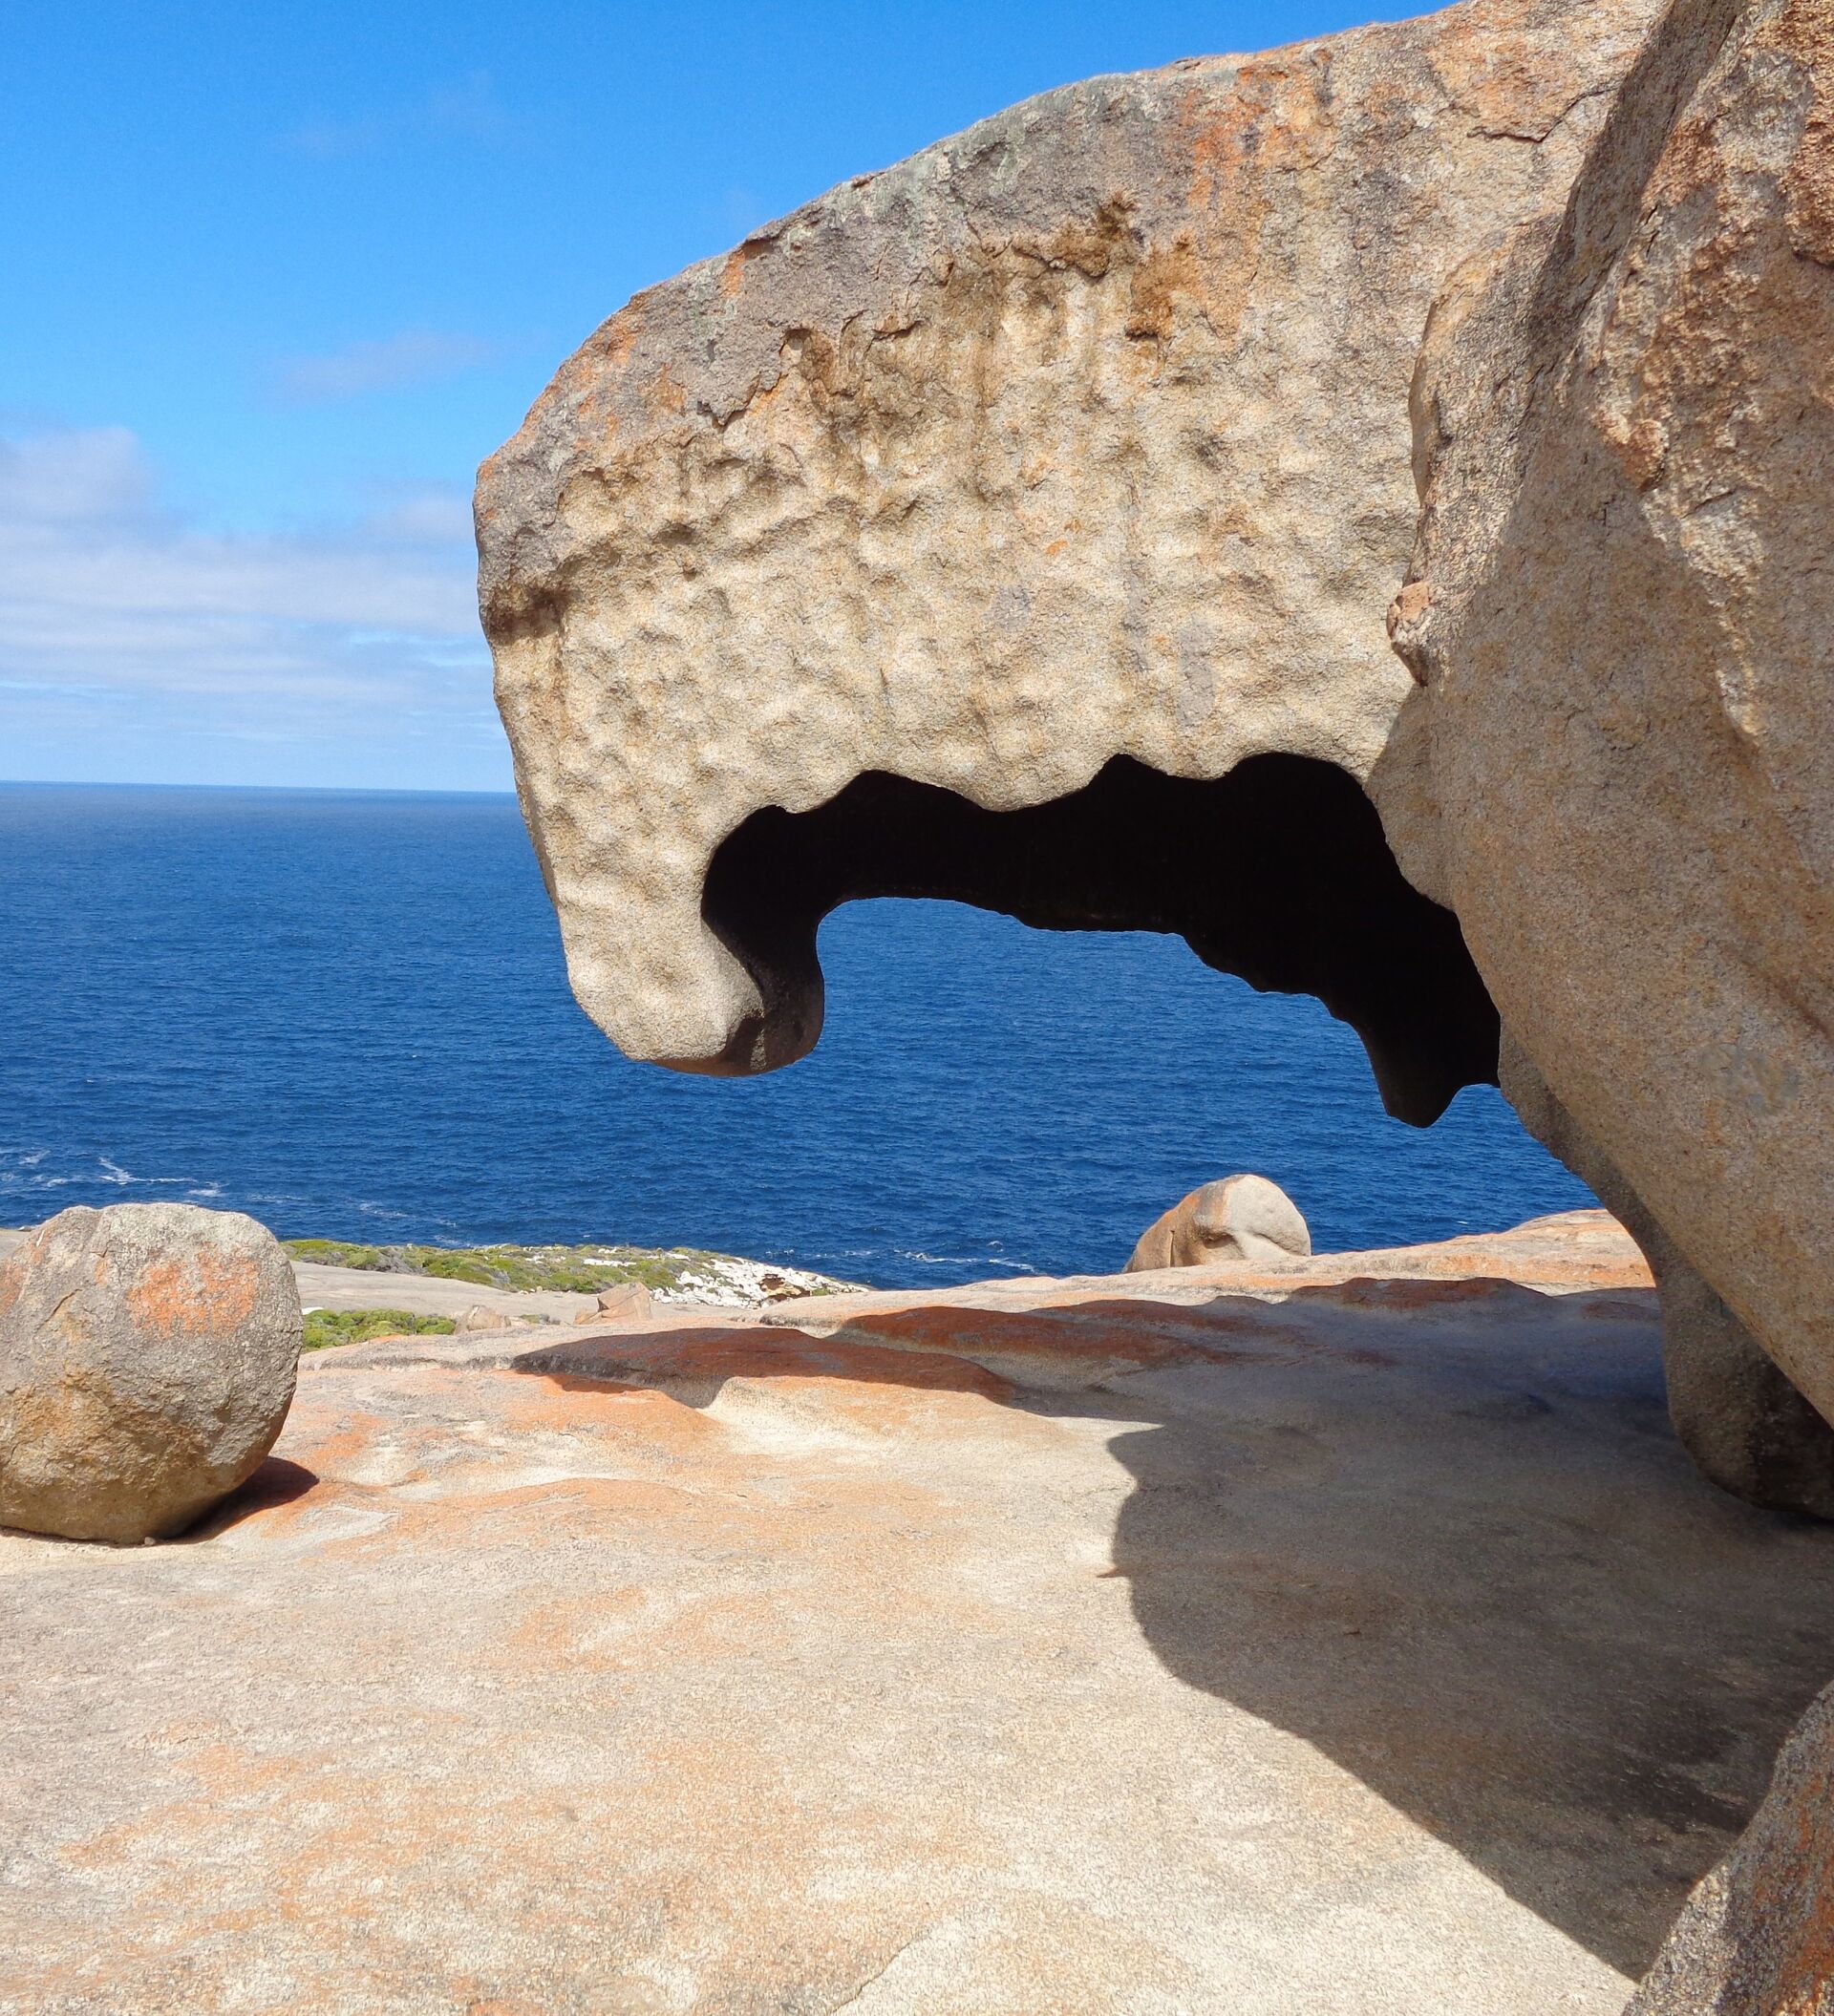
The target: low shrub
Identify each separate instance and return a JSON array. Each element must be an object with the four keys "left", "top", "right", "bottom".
[
  {"left": 302, "top": 1308, "right": 457, "bottom": 1352},
  {"left": 286, "top": 1239, "right": 390, "bottom": 1271},
  {"left": 287, "top": 1237, "right": 728, "bottom": 1295}
]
